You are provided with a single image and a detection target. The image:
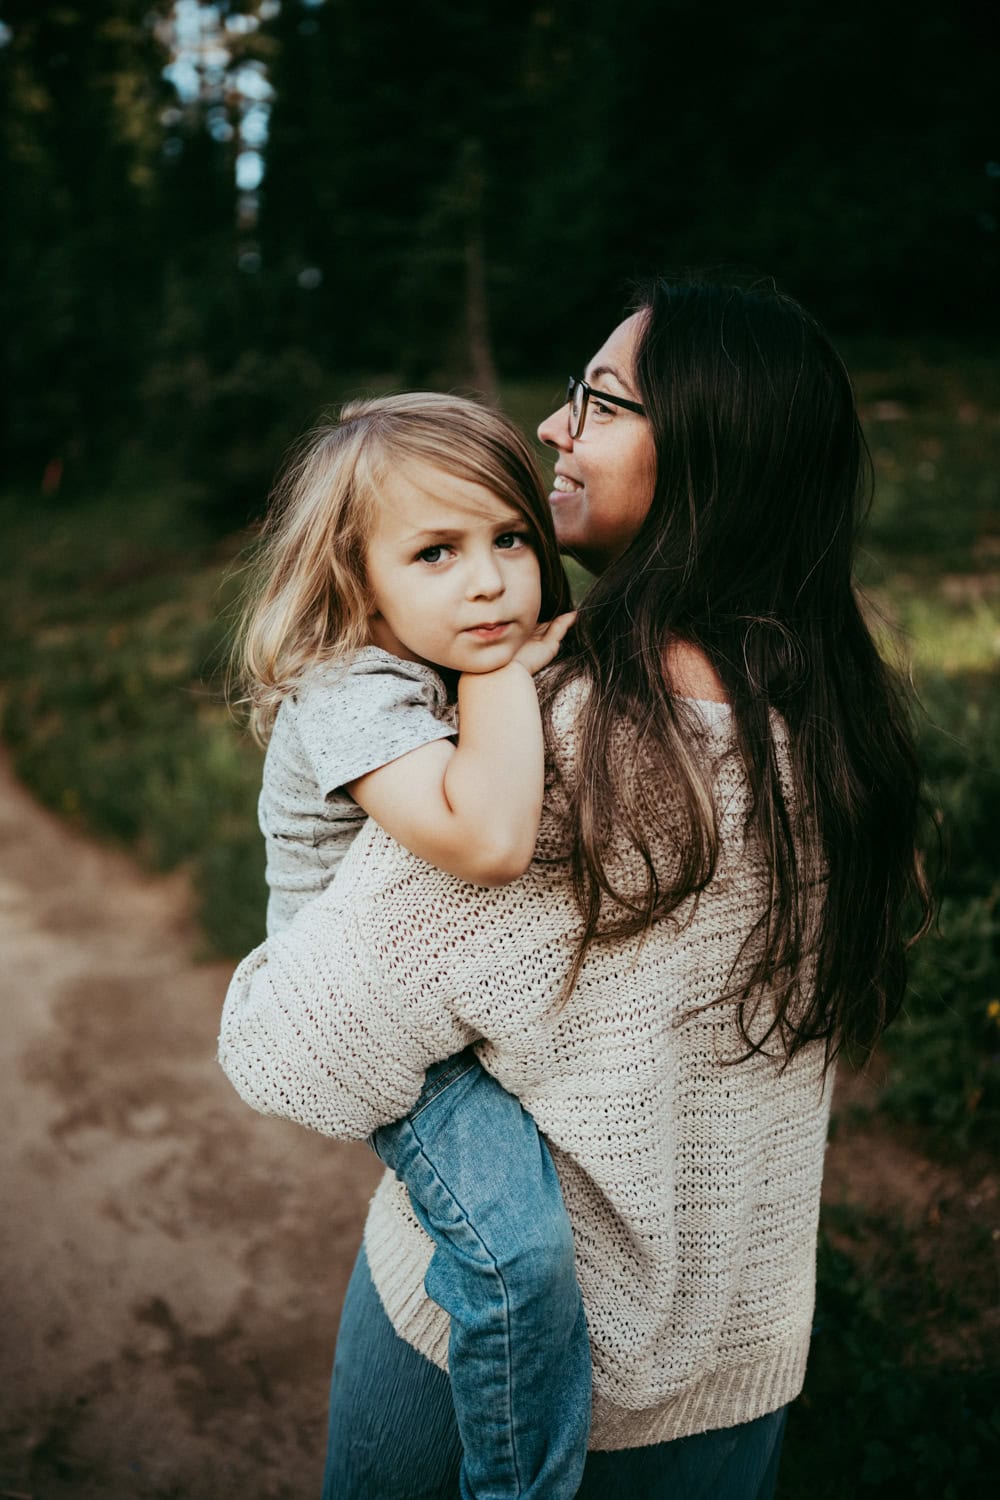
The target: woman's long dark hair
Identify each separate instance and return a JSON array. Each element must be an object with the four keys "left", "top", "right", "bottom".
[{"left": 544, "top": 279, "right": 931, "bottom": 1065}]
